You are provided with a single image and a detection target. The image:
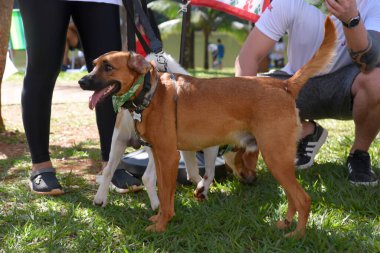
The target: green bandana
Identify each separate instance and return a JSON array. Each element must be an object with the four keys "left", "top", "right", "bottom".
[{"left": 112, "top": 75, "right": 145, "bottom": 113}]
